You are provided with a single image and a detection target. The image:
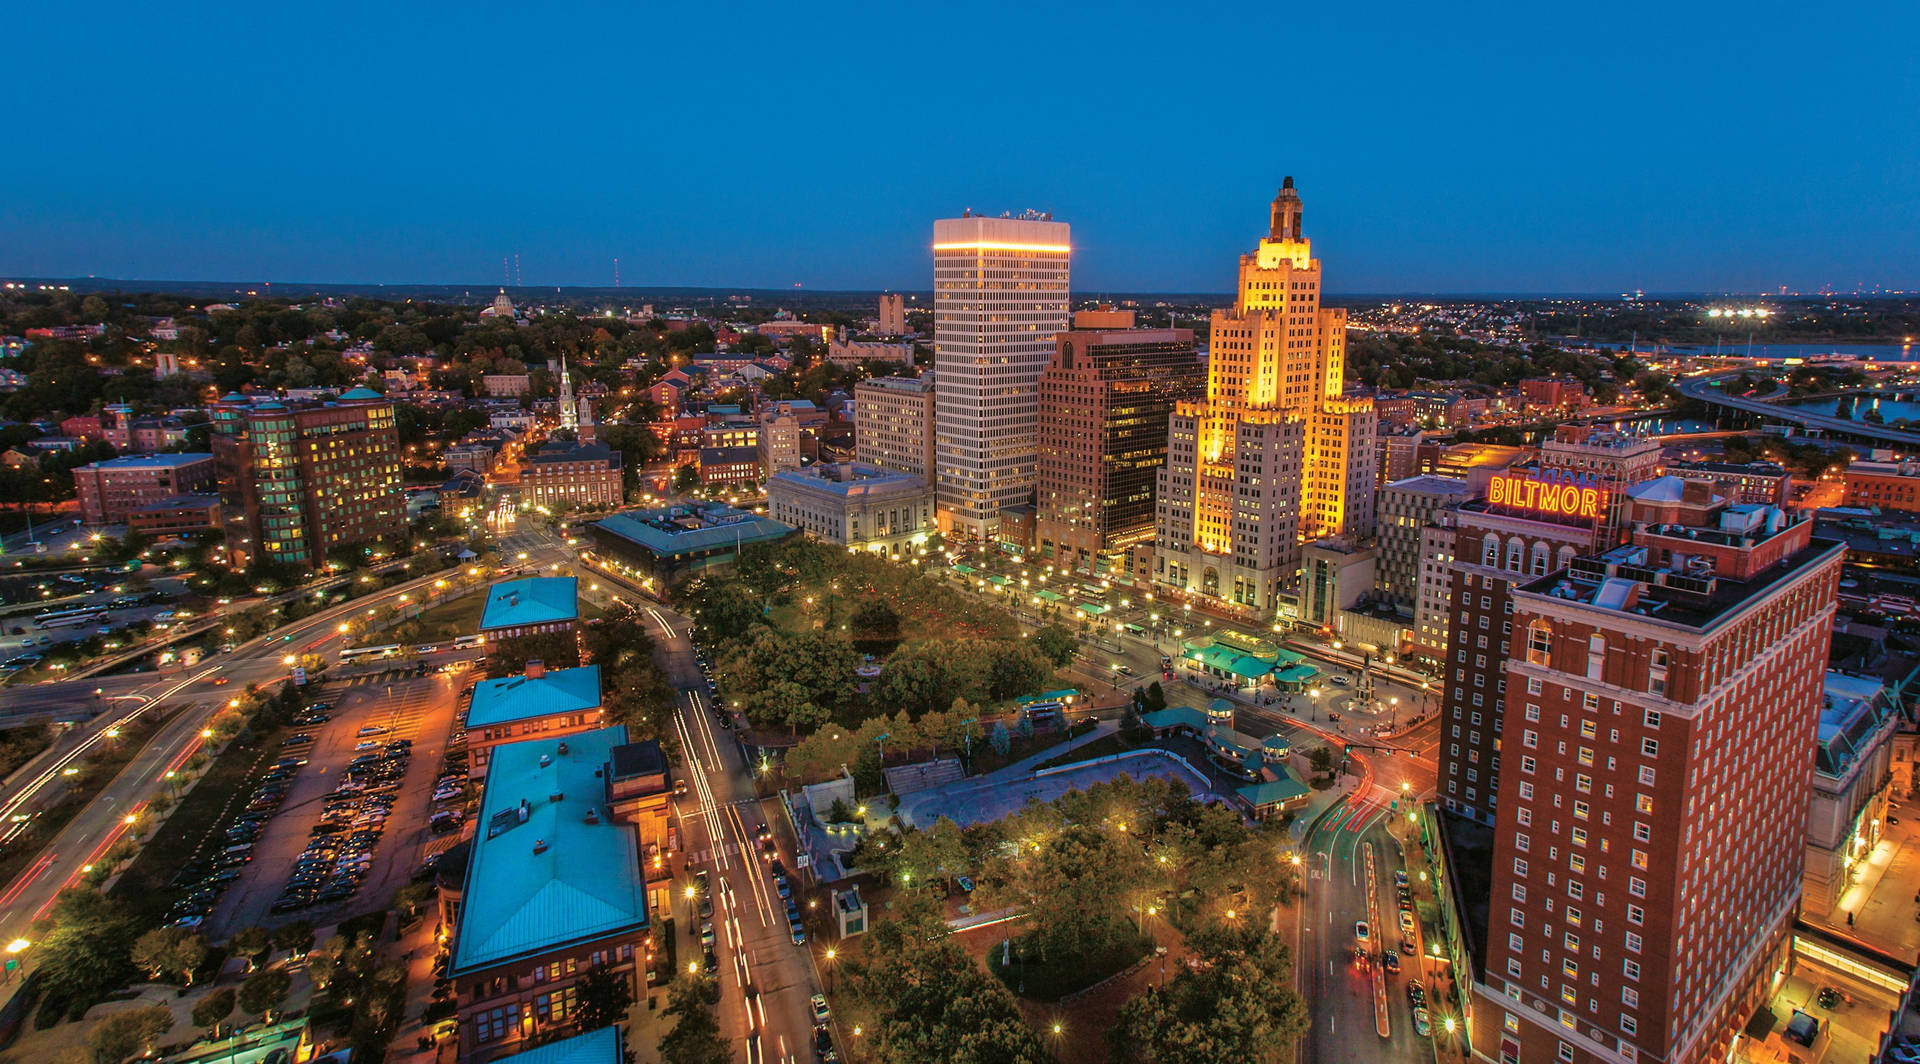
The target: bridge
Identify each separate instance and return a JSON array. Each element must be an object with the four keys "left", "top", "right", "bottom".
[{"left": 1676, "top": 373, "right": 1920, "bottom": 449}]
